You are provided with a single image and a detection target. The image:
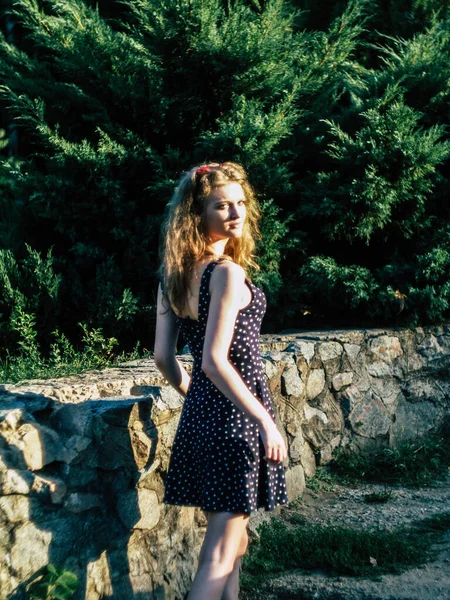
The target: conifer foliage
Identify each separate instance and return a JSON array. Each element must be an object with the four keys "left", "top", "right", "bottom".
[{"left": 0, "top": 0, "right": 449, "bottom": 356}]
